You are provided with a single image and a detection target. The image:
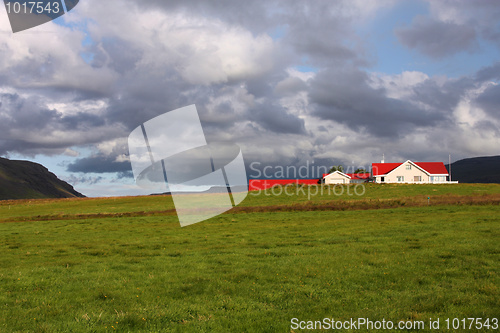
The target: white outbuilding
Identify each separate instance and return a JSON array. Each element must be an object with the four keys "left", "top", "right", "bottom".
[{"left": 323, "top": 171, "right": 351, "bottom": 184}]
